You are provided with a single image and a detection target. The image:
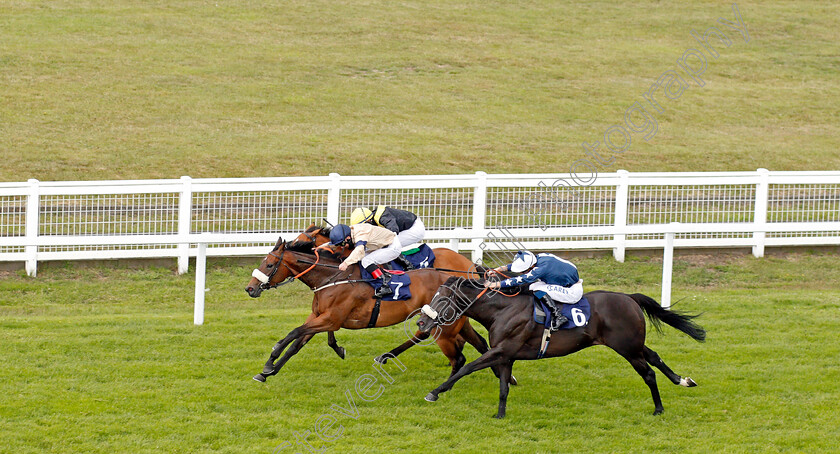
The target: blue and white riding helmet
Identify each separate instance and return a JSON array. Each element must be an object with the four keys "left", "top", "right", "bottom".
[
  {"left": 509, "top": 250, "right": 537, "bottom": 273},
  {"left": 329, "top": 224, "right": 352, "bottom": 246}
]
